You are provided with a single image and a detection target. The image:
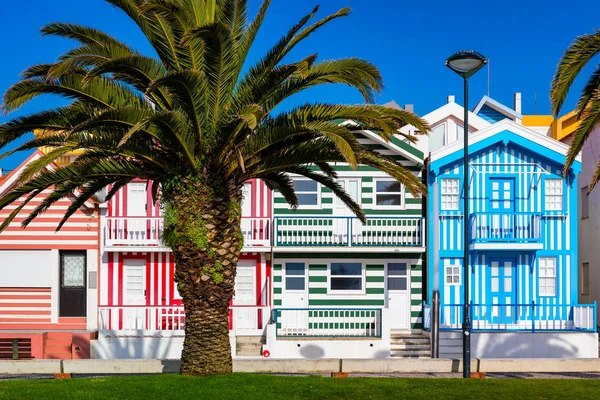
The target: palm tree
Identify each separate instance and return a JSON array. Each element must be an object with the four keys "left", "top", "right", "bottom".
[
  {"left": 551, "top": 28, "right": 600, "bottom": 188},
  {"left": 0, "top": 0, "right": 429, "bottom": 375}
]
